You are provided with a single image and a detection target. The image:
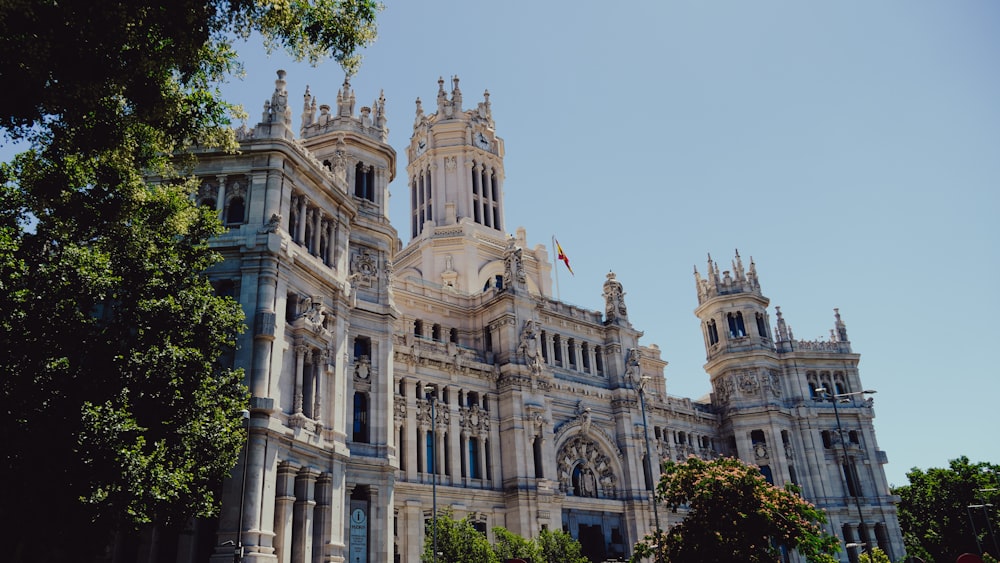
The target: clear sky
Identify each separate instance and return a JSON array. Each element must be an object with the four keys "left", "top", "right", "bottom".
[{"left": 7, "top": 1, "right": 999, "bottom": 487}]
